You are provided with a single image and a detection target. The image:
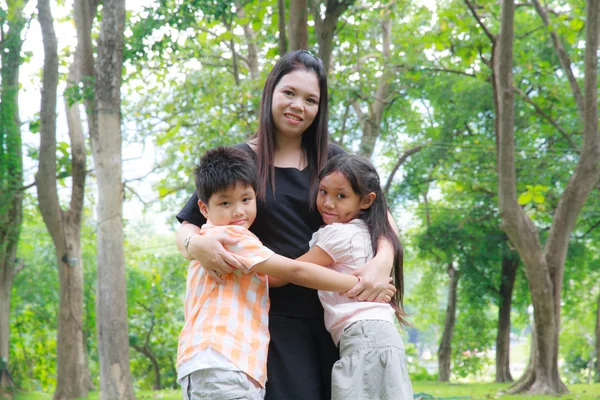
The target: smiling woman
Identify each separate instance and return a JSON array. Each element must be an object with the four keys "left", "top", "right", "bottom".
[{"left": 270, "top": 69, "right": 321, "bottom": 145}]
